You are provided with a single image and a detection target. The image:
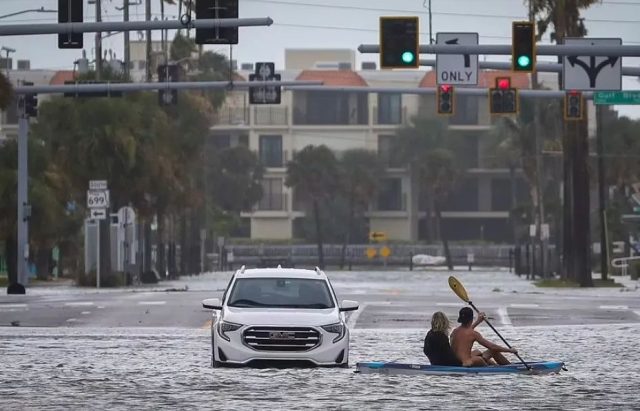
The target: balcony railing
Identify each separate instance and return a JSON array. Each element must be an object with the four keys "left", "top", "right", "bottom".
[
  {"left": 373, "top": 192, "right": 407, "bottom": 212},
  {"left": 373, "top": 106, "right": 407, "bottom": 125},
  {"left": 257, "top": 192, "right": 288, "bottom": 211},
  {"left": 214, "top": 107, "right": 250, "bottom": 126},
  {"left": 254, "top": 107, "right": 288, "bottom": 126}
]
